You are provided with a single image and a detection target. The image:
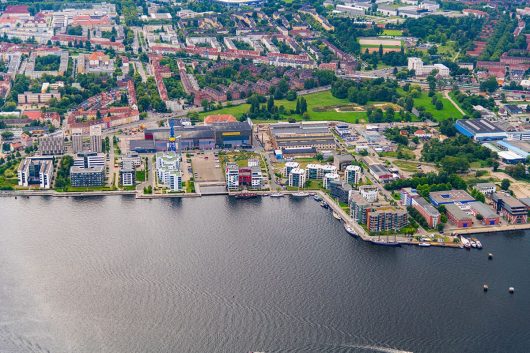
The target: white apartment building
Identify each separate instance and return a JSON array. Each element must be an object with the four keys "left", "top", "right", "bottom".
[{"left": 345, "top": 165, "right": 362, "bottom": 185}]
